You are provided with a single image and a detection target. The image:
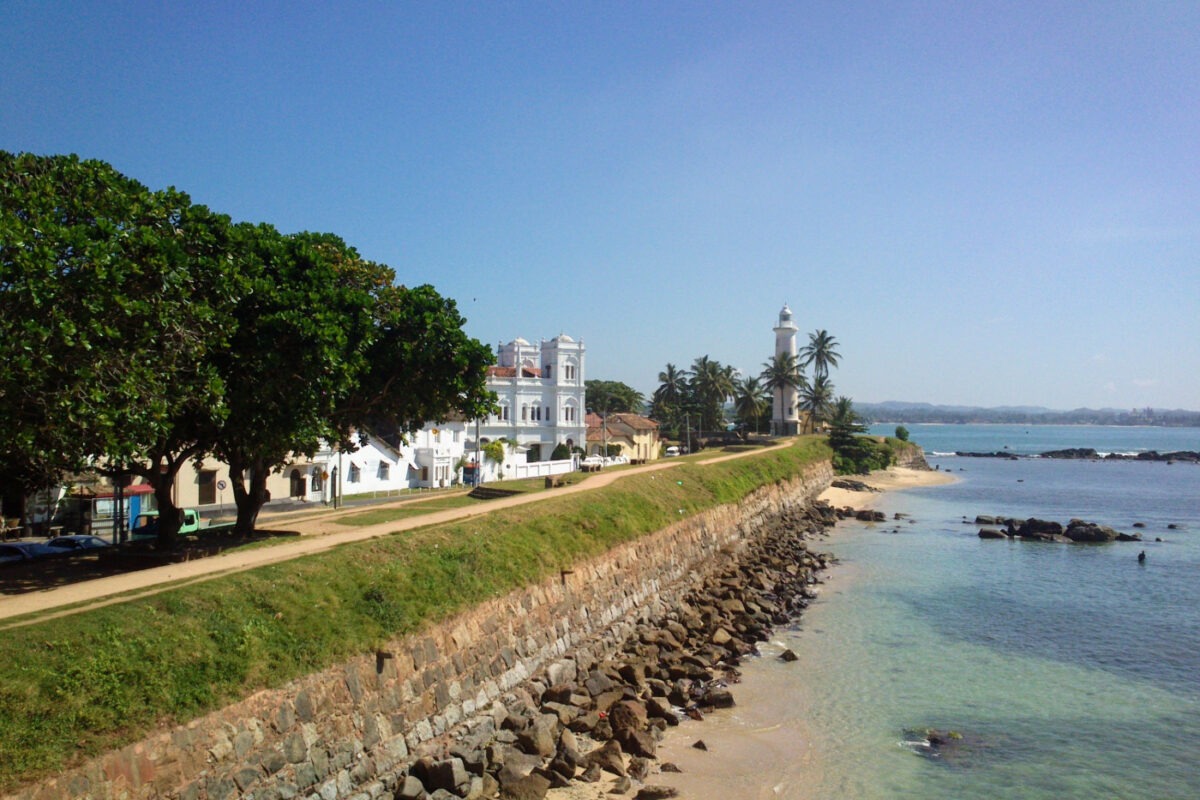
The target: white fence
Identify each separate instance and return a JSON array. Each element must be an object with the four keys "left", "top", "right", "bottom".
[{"left": 503, "top": 457, "right": 577, "bottom": 481}]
